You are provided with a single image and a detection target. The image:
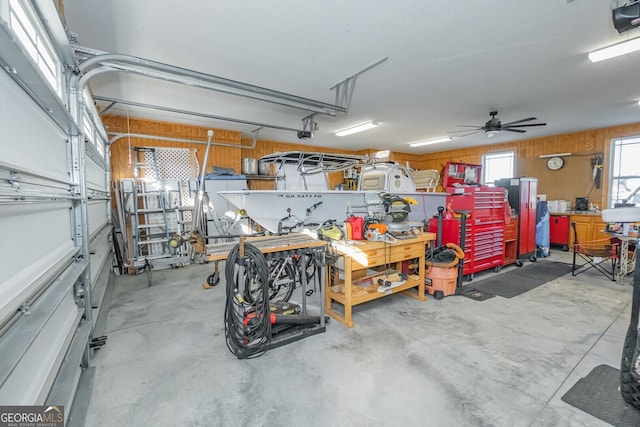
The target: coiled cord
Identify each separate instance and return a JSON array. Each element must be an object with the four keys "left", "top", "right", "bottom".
[{"left": 224, "top": 242, "right": 271, "bottom": 359}]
